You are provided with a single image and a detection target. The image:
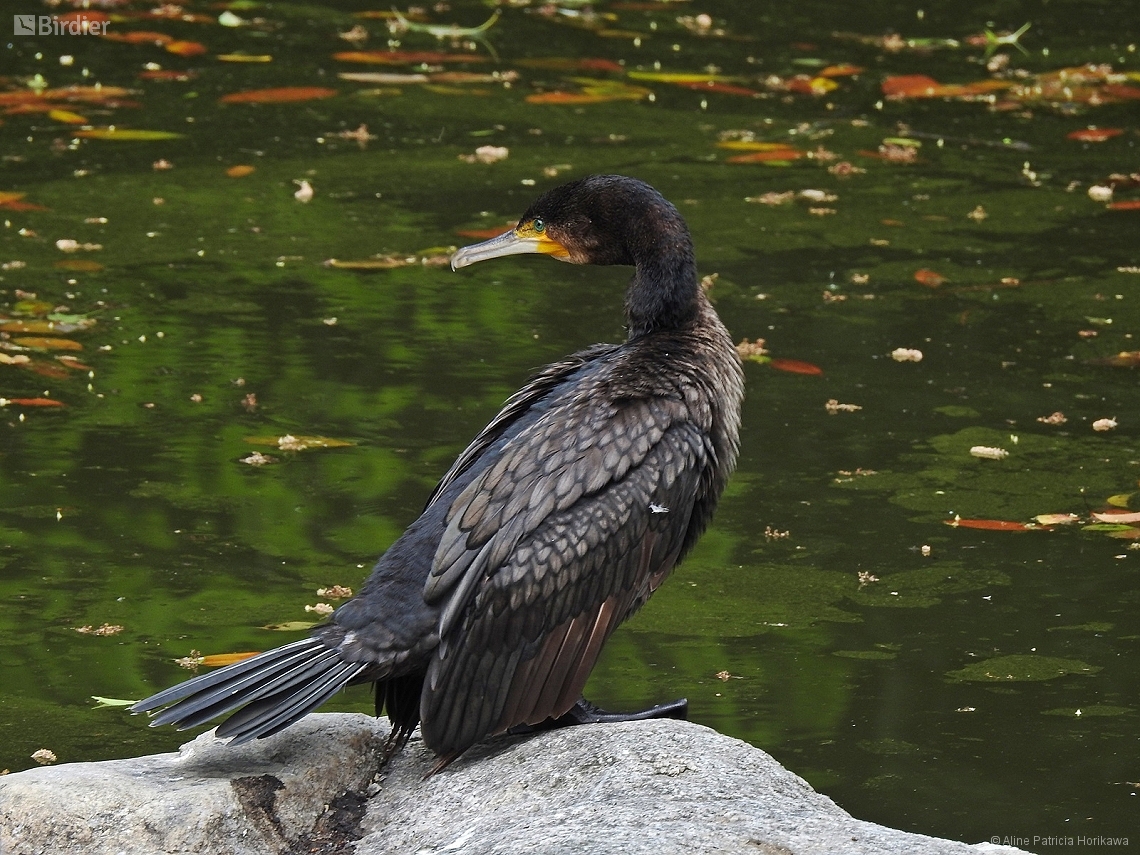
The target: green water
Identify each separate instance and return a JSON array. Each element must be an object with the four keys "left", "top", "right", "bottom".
[{"left": 1, "top": 1, "right": 1137, "bottom": 850}]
